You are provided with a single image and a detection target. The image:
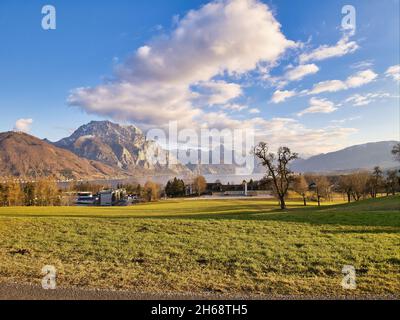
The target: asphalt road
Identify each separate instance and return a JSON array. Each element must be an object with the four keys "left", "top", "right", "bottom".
[
  {"left": 0, "top": 283, "right": 397, "bottom": 300},
  {"left": 0, "top": 283, "right": 256, "bottom": 300}
]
